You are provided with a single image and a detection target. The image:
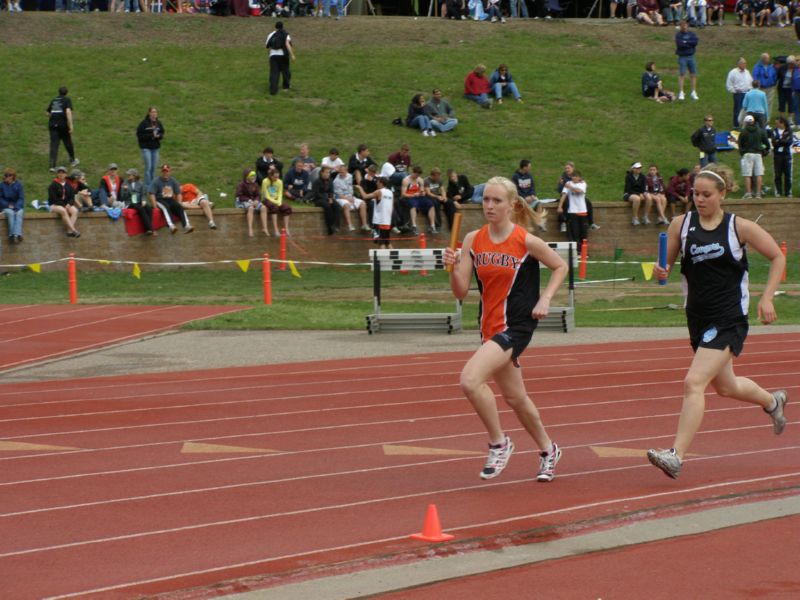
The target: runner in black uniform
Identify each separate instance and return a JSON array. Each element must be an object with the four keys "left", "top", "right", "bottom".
[
  {"left": 647, "top": 163, "right": 788, "bottom": 479},
  {"left": 46, "top": 86, "right": 79, "bottom": 172}
]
